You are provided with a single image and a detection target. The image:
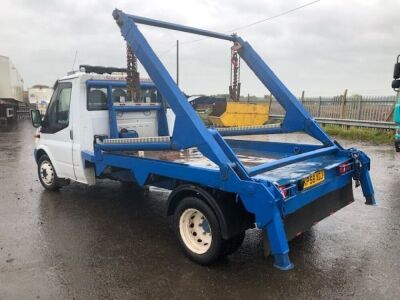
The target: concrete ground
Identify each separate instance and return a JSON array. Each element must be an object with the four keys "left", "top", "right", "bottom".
[{"left": 0, "top": 120, "right": 399, "bottom": 300}]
